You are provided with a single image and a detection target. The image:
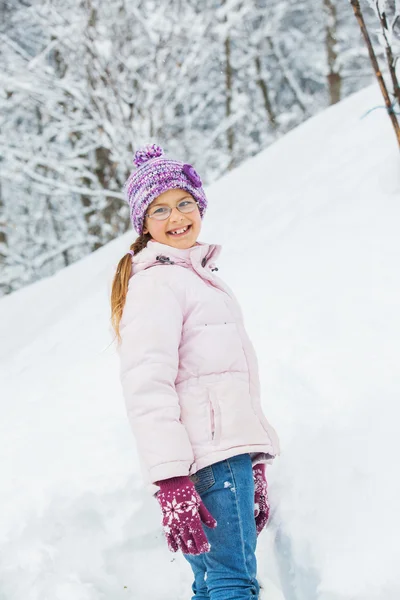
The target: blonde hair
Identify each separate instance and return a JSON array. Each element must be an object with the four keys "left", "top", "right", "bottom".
[{"left": 110, "top": 232, "right": 152, "bottom": 343}]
